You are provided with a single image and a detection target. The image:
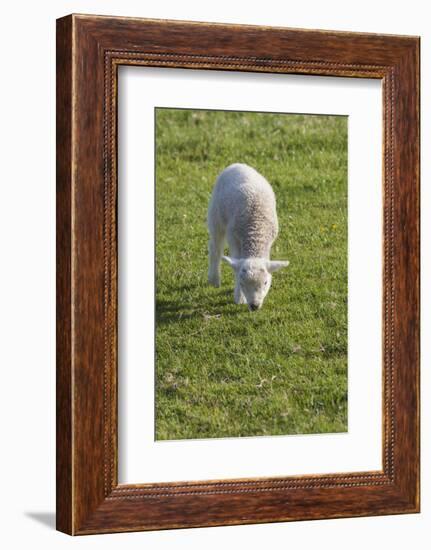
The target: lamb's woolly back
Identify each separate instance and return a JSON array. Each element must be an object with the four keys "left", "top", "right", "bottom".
[{"left": 208, "top": 163, "right": 278, "bottom": 259}]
